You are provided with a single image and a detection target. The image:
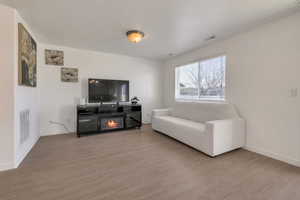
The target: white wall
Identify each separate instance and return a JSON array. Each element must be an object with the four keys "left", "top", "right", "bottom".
[
  {"left": 14, "top": 12, "right": 40, "bottom": 167},
  {"left": 0, "top": 4, "right": 41, "bottom": 170},
  {"left": 164, "top": 12, "right": 300, "bottom": 166},
  {"left": 38, "top": 44, "right": 163, "bottom": 136},
  {"left": 0, "top": 4, "right": 16, "bottom": 170}
]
